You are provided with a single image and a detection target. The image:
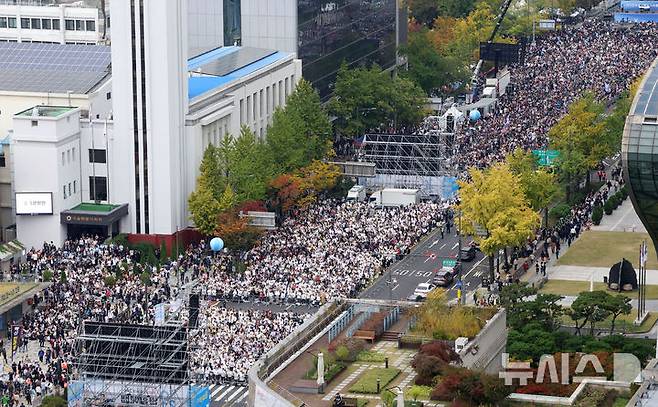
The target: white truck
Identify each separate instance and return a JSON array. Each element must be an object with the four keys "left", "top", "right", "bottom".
[
  {"left": 346, "top": 185, "right": 367, "bottom": 202},
  {"left": 369, "top": 188, "right": 421, "bottom": 207}
]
